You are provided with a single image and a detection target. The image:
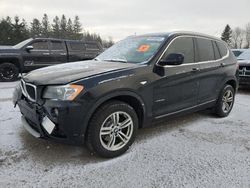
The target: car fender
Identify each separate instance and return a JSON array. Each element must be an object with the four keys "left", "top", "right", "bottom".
[{"left": 80, "top": 89, "right": 147, "bottom": 139}]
